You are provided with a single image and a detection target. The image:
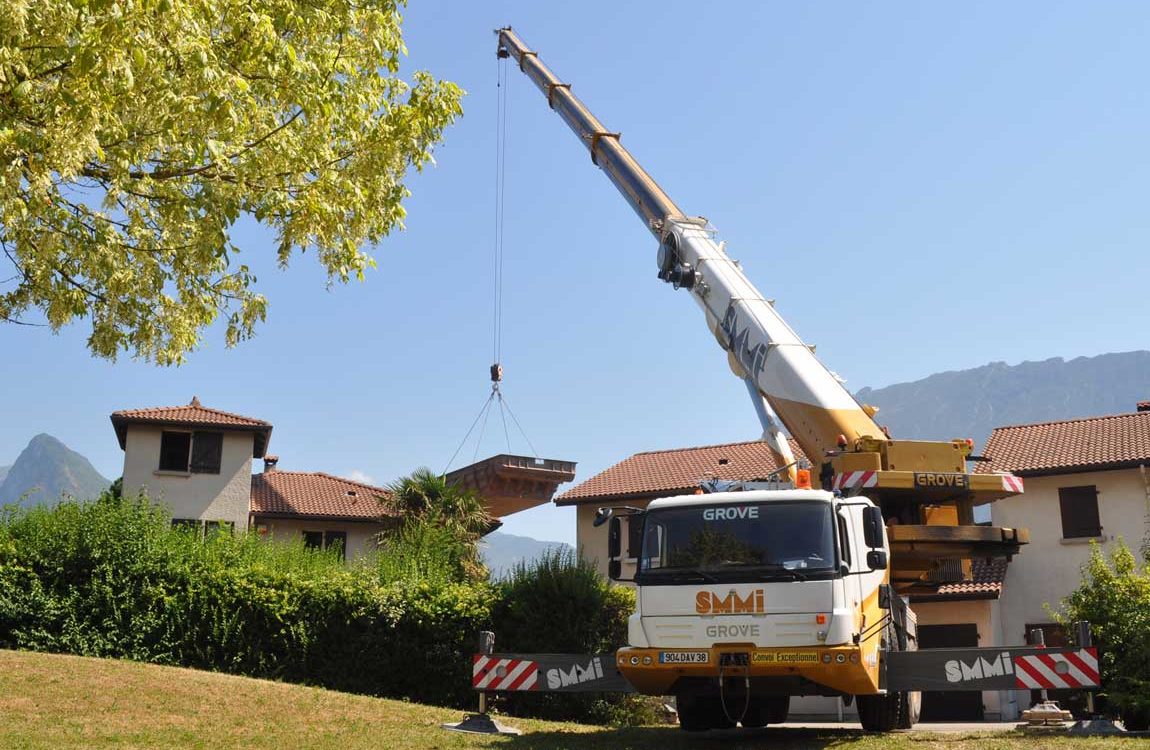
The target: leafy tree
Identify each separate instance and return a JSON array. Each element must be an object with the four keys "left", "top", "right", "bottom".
[
  {"left": 1056, "top": 539, "right": 1150, "bottom": 729},
  {"left": 0, "top": 0, "right": 462, "bottom": 363},
  {"left": 383, "top": 467, "right": 494, "bottom": 579}
]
